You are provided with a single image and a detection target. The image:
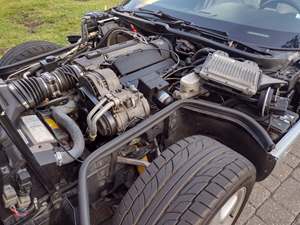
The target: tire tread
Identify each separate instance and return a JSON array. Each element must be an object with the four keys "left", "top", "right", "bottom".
[{"left": 114, "top": 135, "right": 256, "bottom": 225}]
